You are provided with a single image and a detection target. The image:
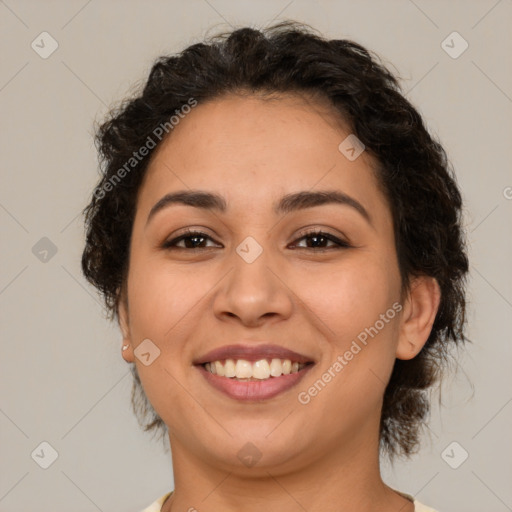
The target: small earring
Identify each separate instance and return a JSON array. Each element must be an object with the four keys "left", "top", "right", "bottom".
[{"left": 122, "top": 344, "right": 129, "bottom": 351}]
